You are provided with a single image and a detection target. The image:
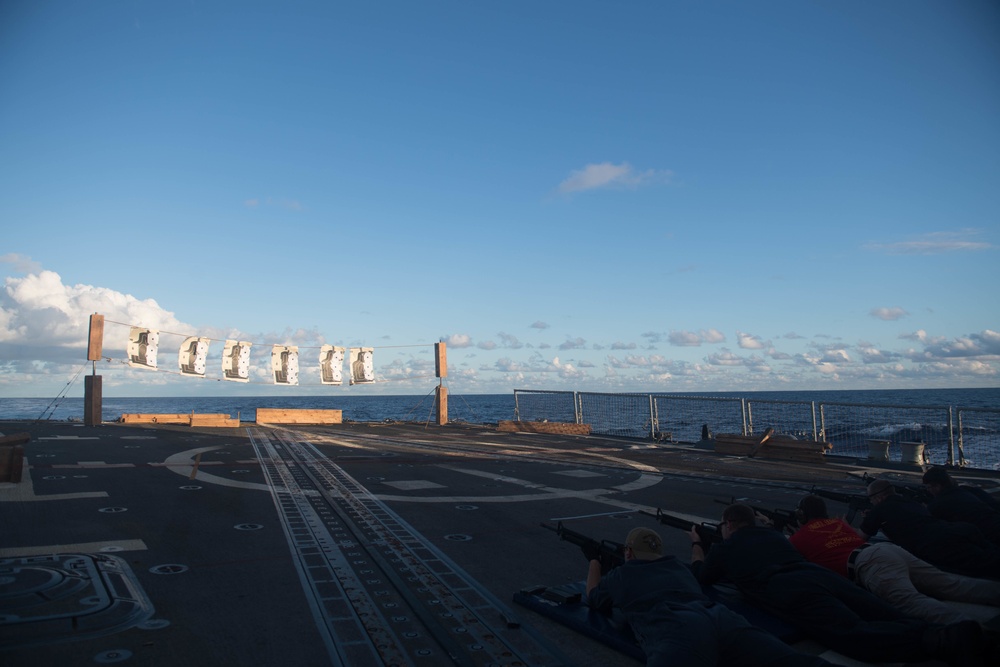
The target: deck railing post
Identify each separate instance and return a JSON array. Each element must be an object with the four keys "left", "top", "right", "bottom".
[
  {"left": 649, "top": 394, "right": 656, "bottom": 440},
  {"left": 810, "top": 402, "right": 818, "bottom": 441},
  {"left": 946, "top": 407, "right": 954, "bottom": 466},
  {"left": 819, "top": 404, "right": 827, "bottom": 442},
  {"left": 956, "top": 409, "right": 965, "bottom": 466}
]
